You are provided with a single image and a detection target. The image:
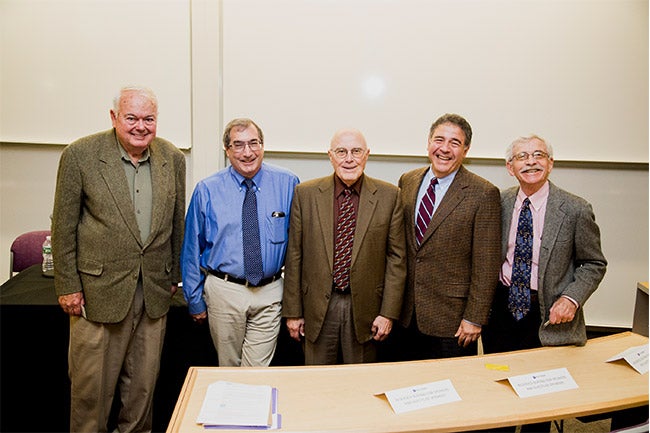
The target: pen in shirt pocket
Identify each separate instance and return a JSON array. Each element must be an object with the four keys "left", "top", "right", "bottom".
[{"left": 271, "top": 211, "right": 285, "bottom": 218}]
